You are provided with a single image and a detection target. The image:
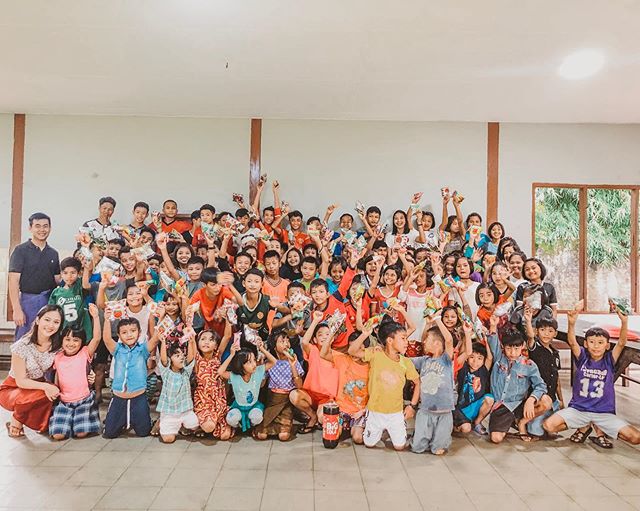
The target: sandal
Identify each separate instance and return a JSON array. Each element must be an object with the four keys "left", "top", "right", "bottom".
[
  {"left": 5, "top": 422, "right": 25, "bottom": 438},
  {"left": 297, "top": 422, "right": 317, "bottom": 435},
  {"left": 570, "top": 426, "right": 592, "bottom": 443},
  {"left": 194, "top": 429, "right": 207, "bottom": 439},
  {"left": 518, "top": 433, "right": 538, "bottom": 443},
  {"left": 590, "top": 435, "right": 613, "bottom": 449},
  {"left": 150, "top": 420, "right": 160, "bottom": 437}
]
